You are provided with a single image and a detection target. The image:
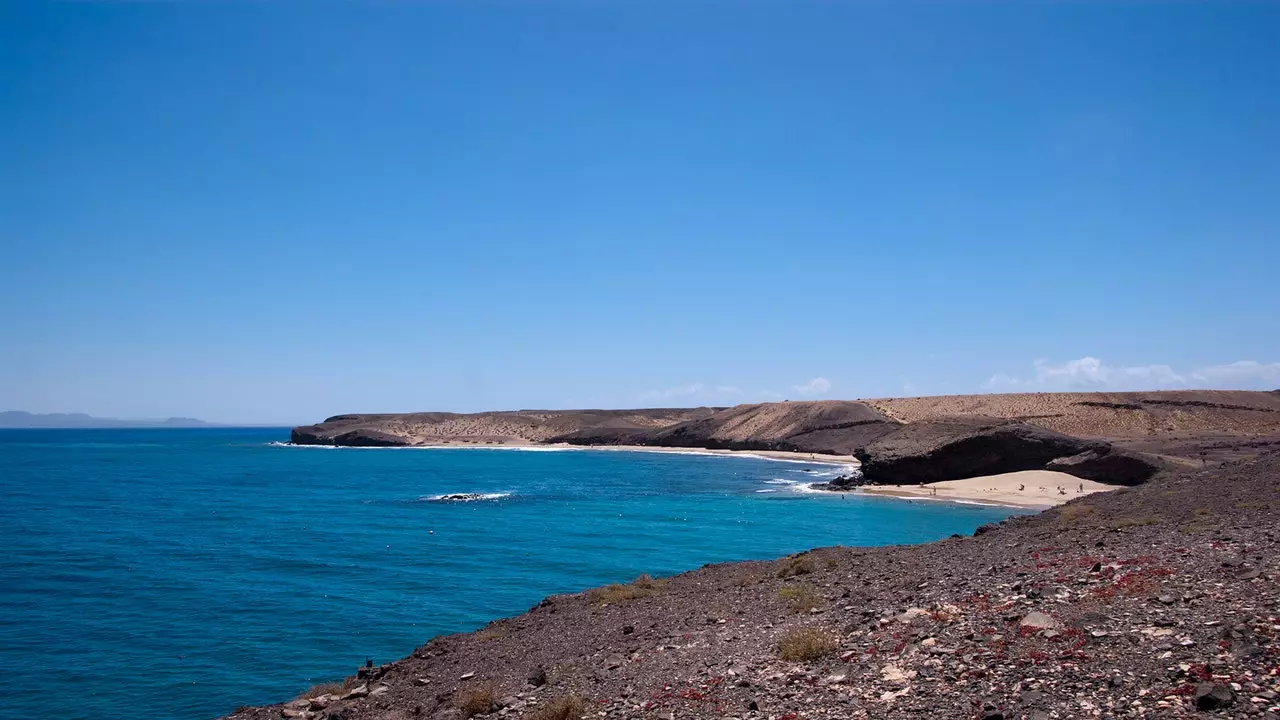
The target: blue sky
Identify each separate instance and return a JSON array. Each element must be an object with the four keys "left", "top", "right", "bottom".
[{"left": 2, "top": 4, "right": 1278, "bottom": 424}]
